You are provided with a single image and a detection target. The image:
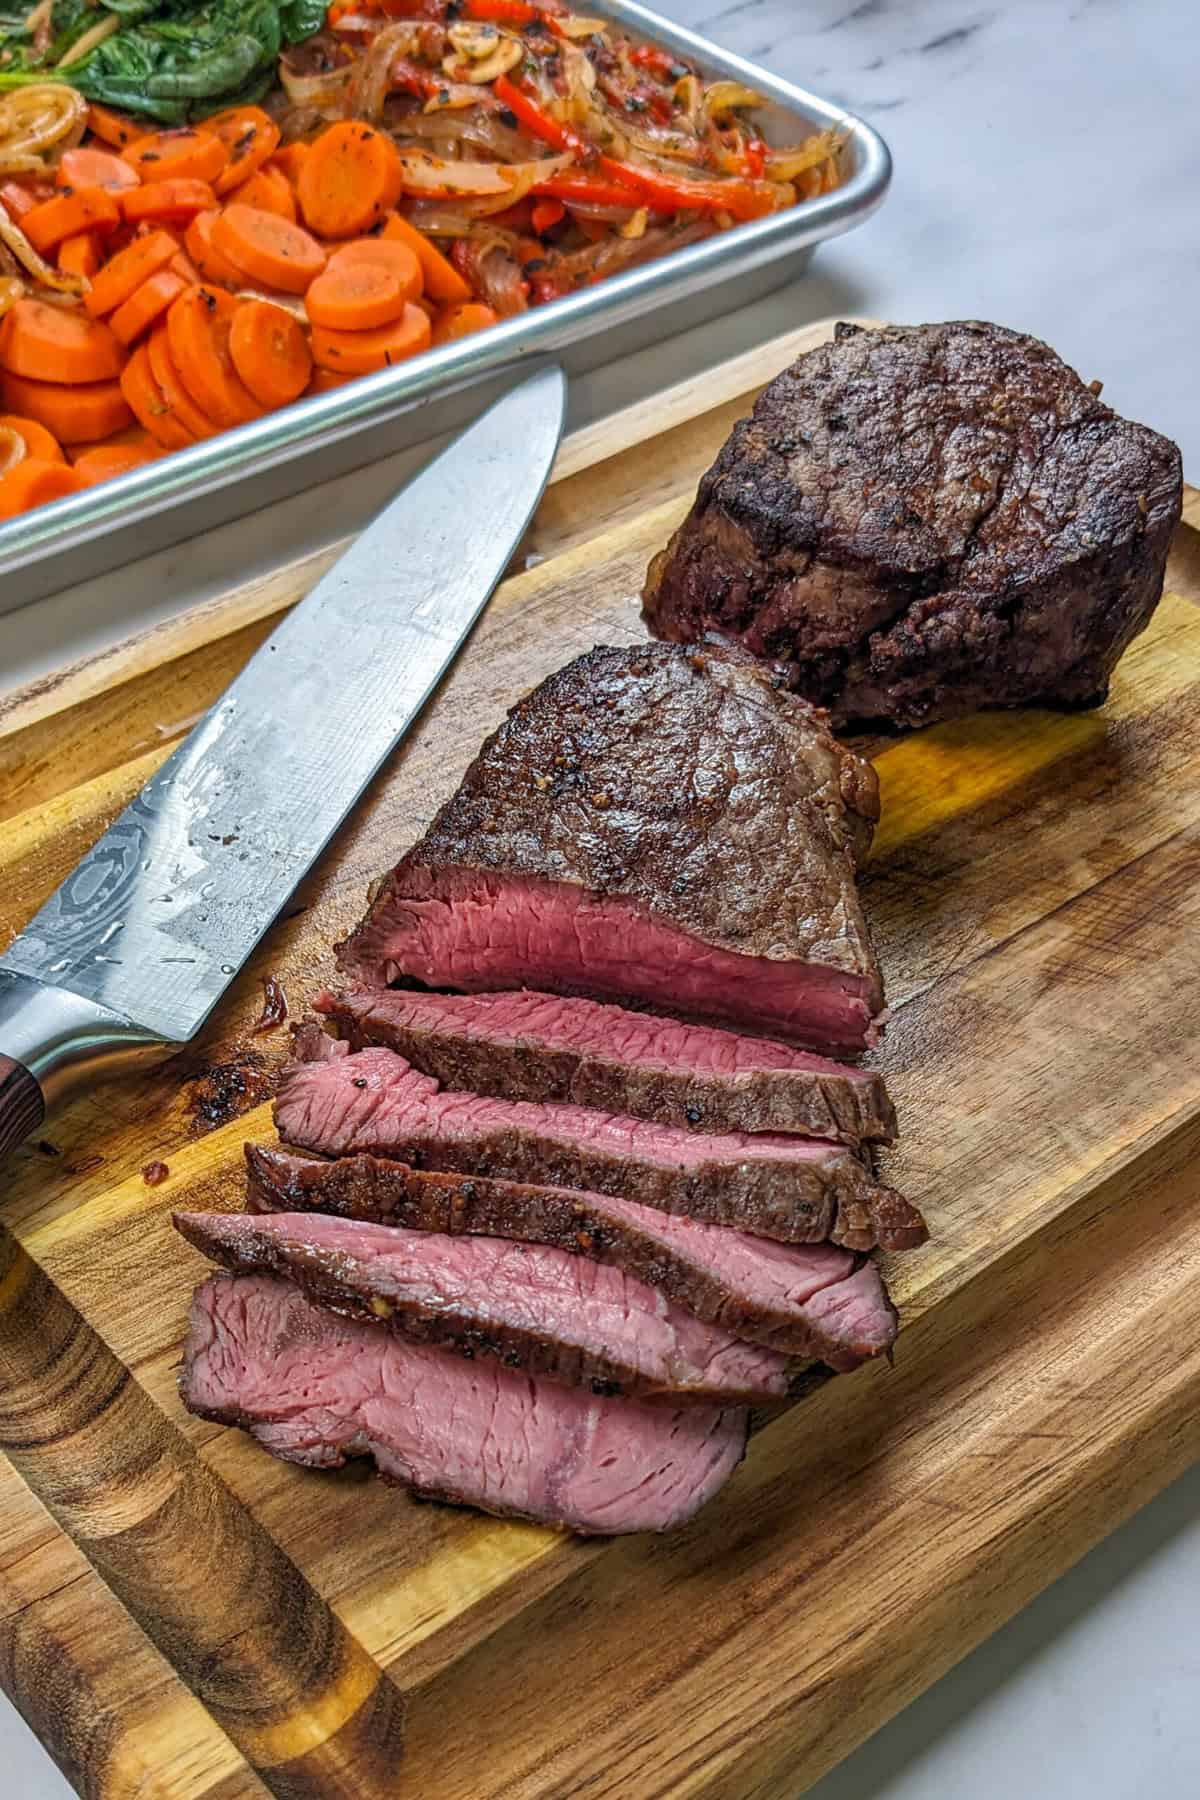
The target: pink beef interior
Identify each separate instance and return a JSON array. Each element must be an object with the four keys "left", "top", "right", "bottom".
[
  {"left": 326, "top": 987, "right": 875, "bottom": 1083},
  {"left": 342, "top": 868, "right": 878, "bottom": 1053},
  {"left": 182, "top": 1273, "right": 748, "bottom": 1535},
  {"left": 276, "top": 1044, "right": 850, "bottom": 1172},
  {"left": 595, "top": 1196, "right": 894, "bottom": 1353},
  {"left": 179, "top": 1211, "right": 790, "bottom": 1401}
]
